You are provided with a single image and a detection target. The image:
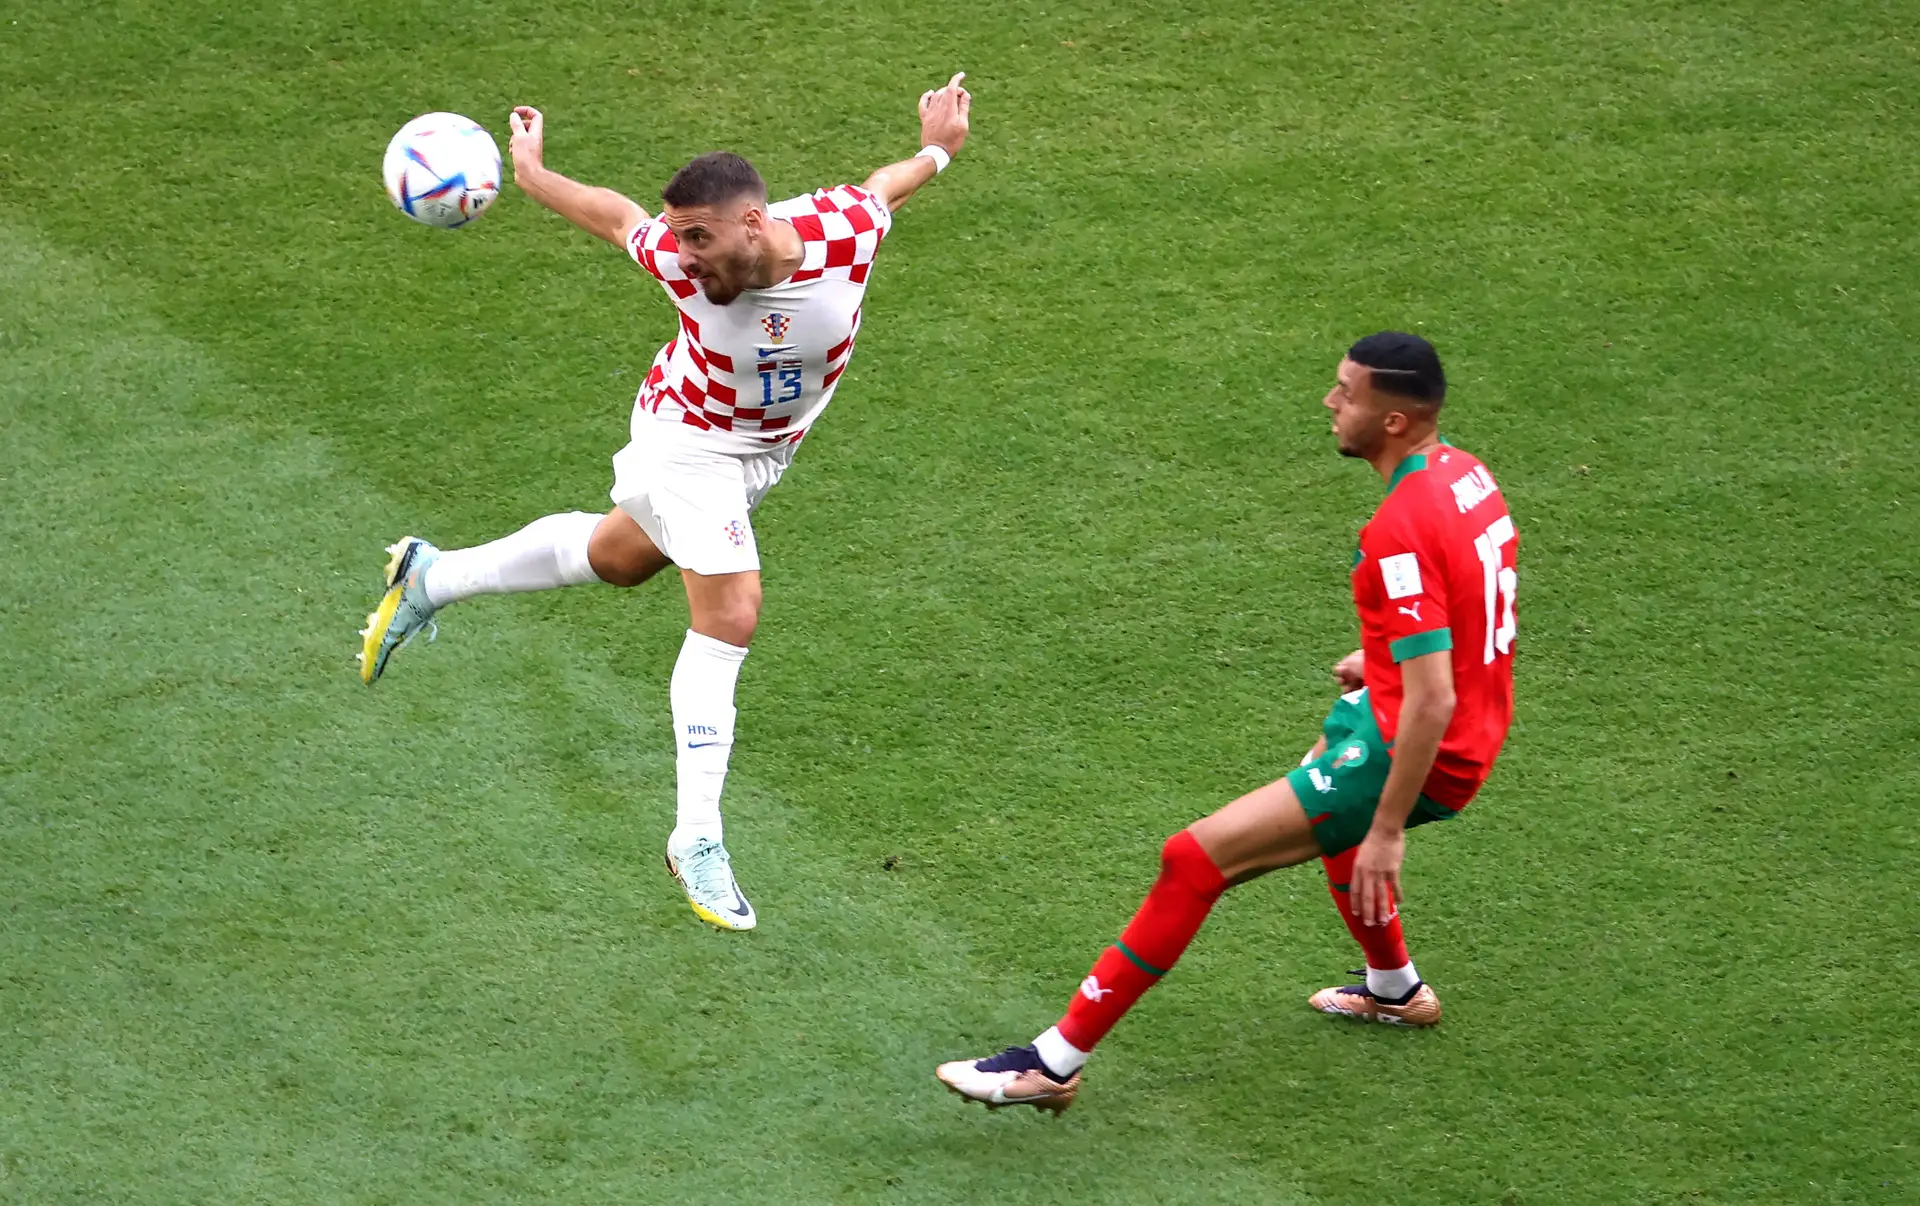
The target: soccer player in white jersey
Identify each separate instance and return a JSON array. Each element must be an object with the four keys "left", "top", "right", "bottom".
[{"left": 357, "top": 74, "right": 973, "bottom": 931}]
